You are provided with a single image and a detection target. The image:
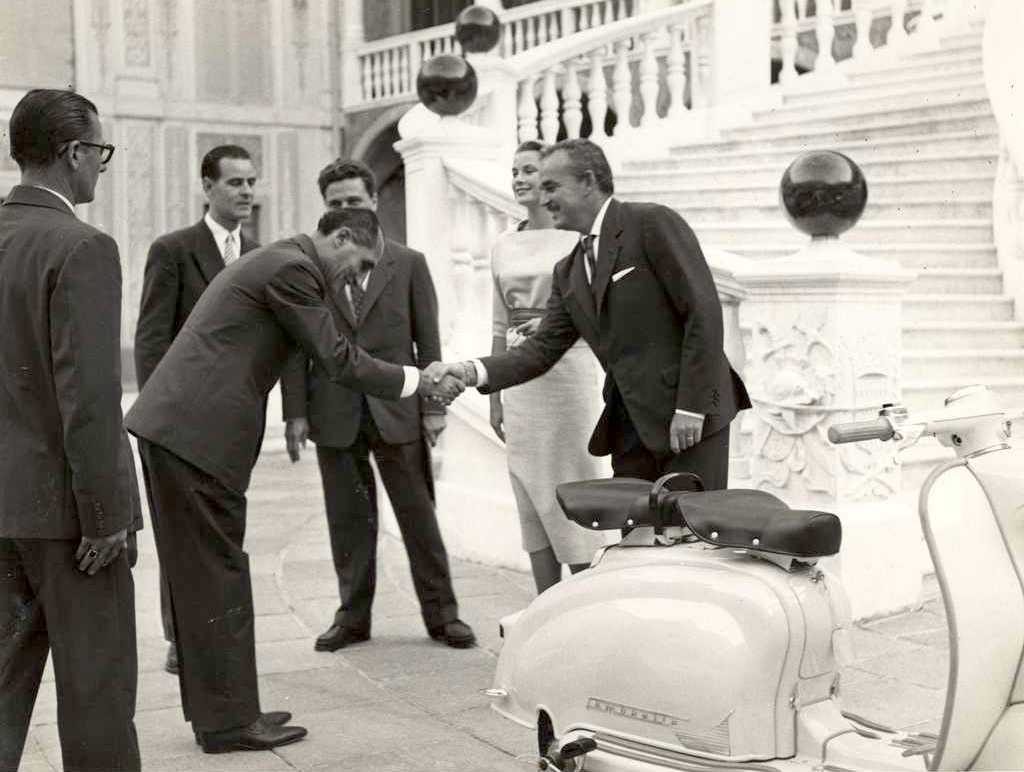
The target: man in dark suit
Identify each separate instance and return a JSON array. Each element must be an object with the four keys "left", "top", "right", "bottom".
[
  {"left": 0, "top": 89, "right": 141, "bottom": 772},
  {"left": 125, "top": 207, "right": 461, "bottom": 754},
  {"left": 442, "top": 139, "right": 750, "bottom": 487},
  {"left": 281, "top": 160, "right": 474, "bottom": 652},
  {"left": 135, "top": 144, "right": 259, "bottom": 675}
]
